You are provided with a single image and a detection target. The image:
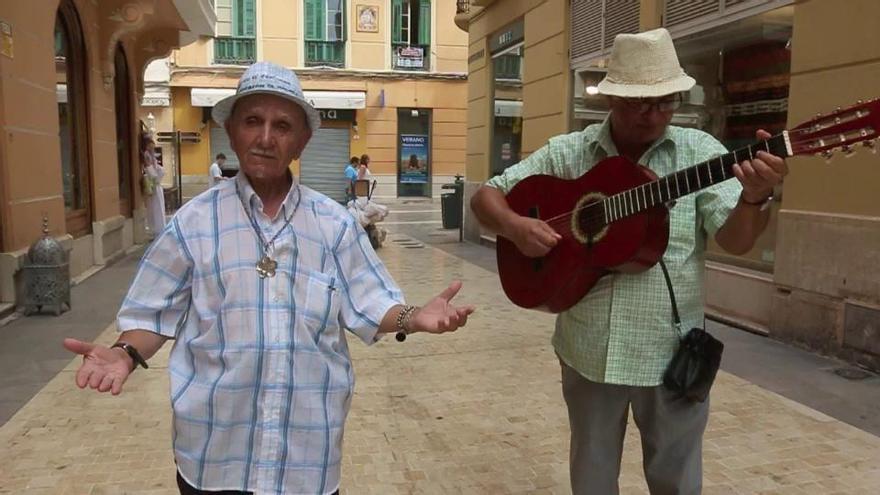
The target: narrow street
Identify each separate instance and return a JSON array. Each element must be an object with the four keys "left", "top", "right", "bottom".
[{"left": 0, "top": 202, "right": 878, "bottom": 494}]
